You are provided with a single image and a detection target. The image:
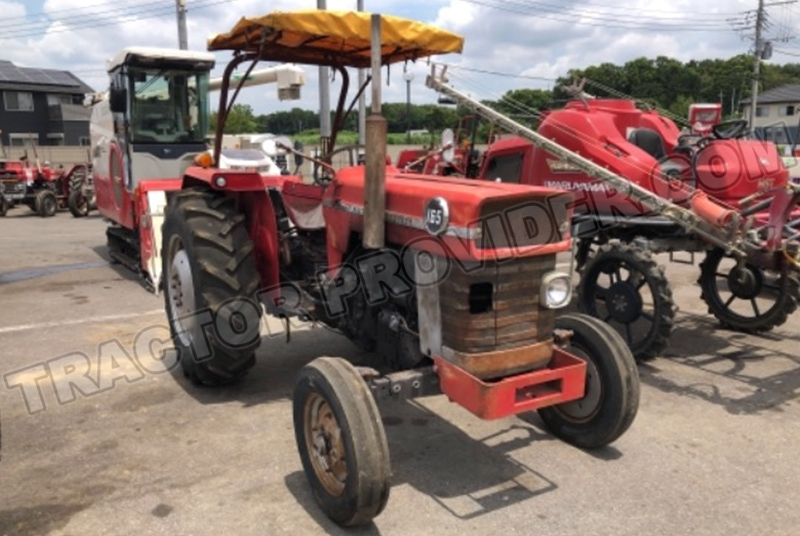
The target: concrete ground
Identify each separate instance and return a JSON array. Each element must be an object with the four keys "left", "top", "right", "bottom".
[{"left": 1, "top": 209, "right": 799, "bottom": 536}]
